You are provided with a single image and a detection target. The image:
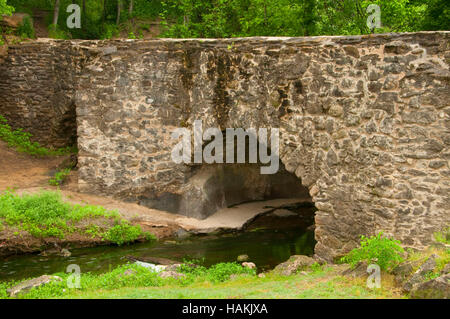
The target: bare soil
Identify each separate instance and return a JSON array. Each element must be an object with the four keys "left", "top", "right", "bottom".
[{"left": 0, "top": 141, "right": 66, "bottom": 191}]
